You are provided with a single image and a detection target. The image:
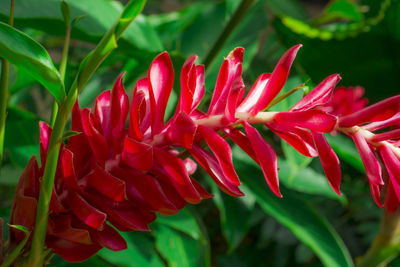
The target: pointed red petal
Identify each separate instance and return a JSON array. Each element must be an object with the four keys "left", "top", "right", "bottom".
[
  {"left": 61, "top": 149, "right": 80, "bottom": 190},
  {"left": 121, "top": 136, "right": 153, "bottom": 171},
  {"left": 39, "top": 121, "right": 52, "bottom": 166},
  {"left": 364, "top": 113, "right": 400, "bottom": 131},
  {"left": 153, "top": 148, "right": 202, "bottom": 204},
  {"left": 191, "top": 178, "right": 213, "bottom": 199},
  {"left": 244, "top": 44, "right": 301, "bottom": 115},
  {"left": 191, "top": 65, "right": 205, "bottom": 112},
  {"left": 339, "top": 95, "right": 400, "bottom": 127},
  {"left": 178, "top": 55, "right": 198, "bottom": 114},
  {"left": 189, "top": 144, "right": 244, "bottom": 197},
  {"left": 372, "top": 128, "right": 400, "bottom": 142},
  {"left": 370, "top": 183, "right": 383, "bottom": 208},
  {"left": 198, "top": 125, "right": 241, "bottom": 186},
  {"left": 48, "top": 215, "right": 92, "bottom": 245},
  {"left": 68, "top": 192, "right": 107, "bottom": 231},
  {"left": 149, "top": 52, "right": 174, "bottom": 135},
  {"left": 167, "top": 111, "right": 197, "bottom": 149},
  {"left": 237, "top": 73, "right": 271, "bottom": 113},
  {"left": 243, "top": 122, "right": 281, "bottom": 197},
  {"left": 109, "top": 73, "right": 130, "bottom": 154},
  {"left": 95, "top": 224, "right": 127, "bottom": 251},
  {"left": 208, "top": 48, "right": 244, "bottom": 115},
  {"left": 379, "top": 144, "right": 400, "bottom": 200},
  {"left": 274, "top": 110, "right": 337, "bottom": 133},
  {"left": 47, "top": 237, "right": 101, "bottom": 262},
  {"left": 311, "top": 131, "right": 342, "bottom": 195},
  {"left": 94, "top": 90, "right": 111, "bottom": 139},
  {"left": 290, "top": 74, "right": 341, "bottom": 111},
  {"left": 351, "top": 131, "right": 383, "bottom": 185},
  {"left": 87, "top": 164, "right": 127, "bottom": 202},
  {"left": 128, "top": 90, "right": 146, "bottom": 141},
  {"left": 223, "top": 127, "right": 258, "bottom": 162},
  {"left": 119, "top": 170, "right": 180, "bottom": 215},
  {"left": 266, "top": 123, "right": 318, "bottom": 157},
  {"left": 81, "top": 108, "right": 108, "bottom": 166}
]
